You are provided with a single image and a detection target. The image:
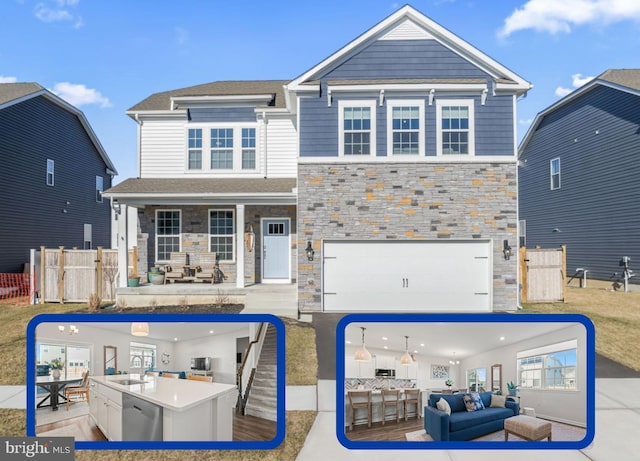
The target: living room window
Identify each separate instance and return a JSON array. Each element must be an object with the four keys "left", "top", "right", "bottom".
[
  {"left": 467, "top": 367, "right": 487, "bottom": 392},
  {"left": 156, "top": 210, "right": 181, "bottom": 262},
  {"left": 209, "top": 209, "right": 235, "bottom": 262},
  {"left": 436, "top": 99, "right": 475, "bottom": 156},
  {"left": 387, "top": 100, "right": 424, "bottom": 156},
  {"left": 339, "top": 100, "right": 376, "bottom": 156},
  {"left": 517, "top": 339, "right": 577, "bottom": 390},
  {"left": 550, "top": 157, "right": 561, "bottom": 190}
]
